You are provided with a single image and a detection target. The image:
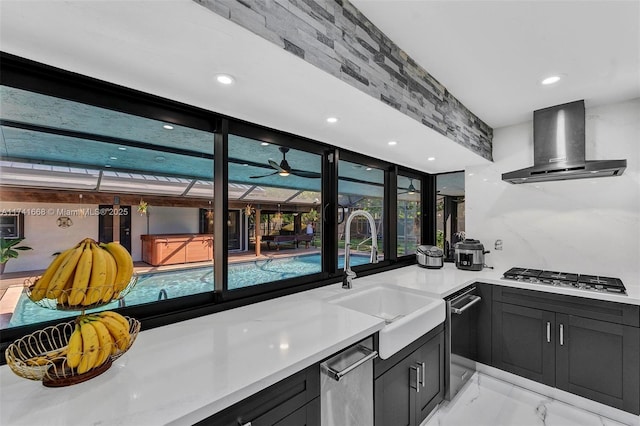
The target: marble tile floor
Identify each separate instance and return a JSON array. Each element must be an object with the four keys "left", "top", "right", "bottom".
[{"left": 422, "top": 372, "right": 638, "bottom": 426}]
